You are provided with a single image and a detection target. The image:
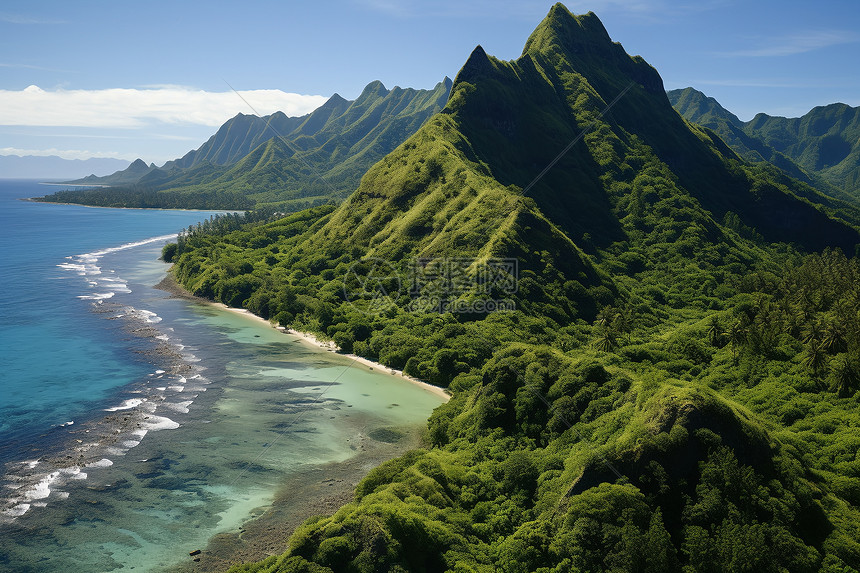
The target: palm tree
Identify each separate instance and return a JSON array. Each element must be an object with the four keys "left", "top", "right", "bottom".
[
  {"left": 821, "top": 322, "right": 847, "bottom": 354},
  {"left": 595, "top": 306, "right": 616, "bottom": 329},
  {"left": 830, "top": 355, "right": 859, "bottom": 398},
  {"left": 706, "top": 315, "right": 723, "bottom": 348},
  {"left": 612, "top": 306, "right": 634, "bottom": 344},
  {"left": 725, "top": 320, "right": 747, "bottom": 363},
  {"left": 594, "top": 326, "right": 618, "bottom": 353},
  {"left": 803, "top": 341, "right": 828, "bottom": 381},
  {"left": 801, "top": 319, "right": 822, "bottom": 345}
]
